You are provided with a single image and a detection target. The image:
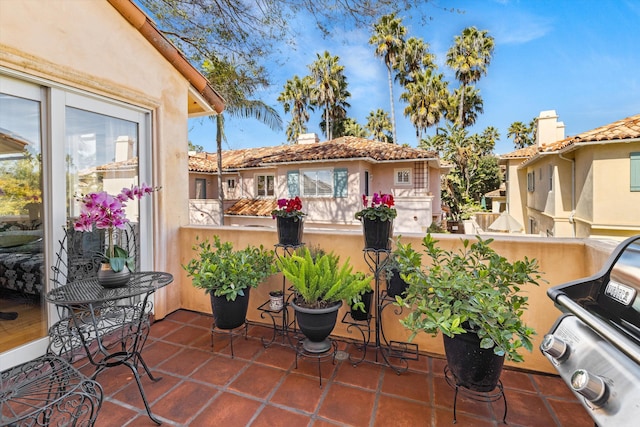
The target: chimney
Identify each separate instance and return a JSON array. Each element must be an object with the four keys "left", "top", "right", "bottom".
[
  {"left": 536, "top": 110, "right": 565, "bottom": 148},
  {"left": 297, "top": 133, "right": 320, "bottom": 145},
  {"left": 115, "top": 135, "right": 134, "bottom": 162}
]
